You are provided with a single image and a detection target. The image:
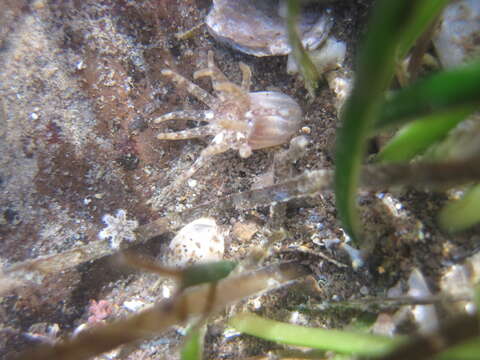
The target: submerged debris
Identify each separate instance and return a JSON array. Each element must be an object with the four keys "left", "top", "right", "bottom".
[
  {"left": 18, "top": 262, "right": 310, "bottom": 360},
  {"left": 206, "top": 0, "right": 333, "bottom": 57}
]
